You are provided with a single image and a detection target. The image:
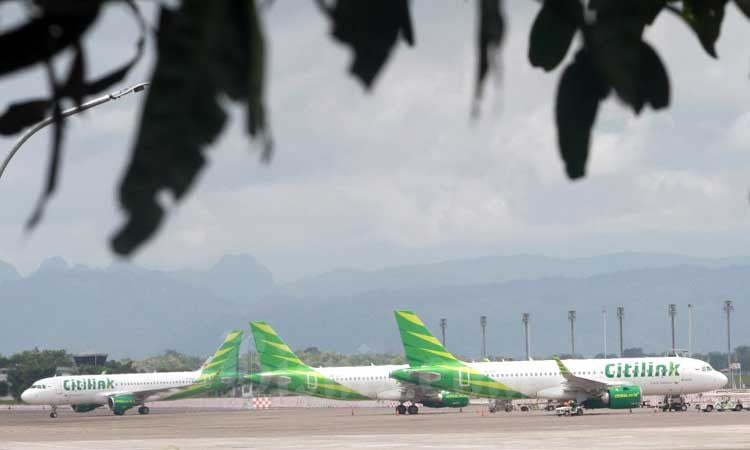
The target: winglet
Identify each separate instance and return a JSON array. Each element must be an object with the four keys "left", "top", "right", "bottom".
[{"left": 553, "top": 356, "right": 571, "bottom": 376}]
